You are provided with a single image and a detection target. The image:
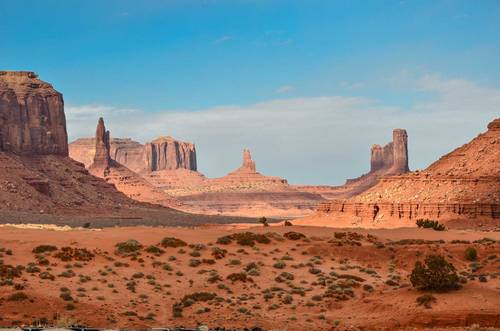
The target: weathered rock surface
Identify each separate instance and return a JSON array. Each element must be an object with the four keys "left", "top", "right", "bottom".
[
  {"left": 0, "top": 71, "right": 68, "bottom": 155},
  {"left": 69, "top": 136, "right": 197, "bottom": 173},
  {"left": 89, "top": 117, "right": 111, "bottom": 175},
  {"left": 144, "top": 136, "right": 197, "bottom": 172},
  {"left": 314, "top": 118, "right": 500, "bottom": 226}
]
